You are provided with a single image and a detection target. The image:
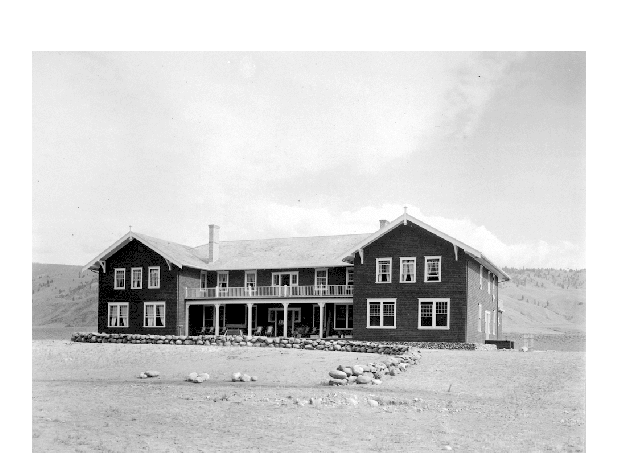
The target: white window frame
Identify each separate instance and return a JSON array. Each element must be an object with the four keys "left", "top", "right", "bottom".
[
  {"left": 333, "top": 304, "right": 353, "bottom": 330},
  {"left": 245, "top": 270, "right": 257, "bottom": 290},
  {"left": 480, "top": 264, "right": 483, "bottom": 289},
  {"left": 399, "top": 257, "right": 417, "bottom": 283},
  {"left": 200, "top": 271, "right": 207, "bottom": 289},
  {"left": 148, "top": 266, "right": 160, "bottom": 289},
  {"left": 108, "top": 302, "right": 129, "bottom": 328},
  {"left": 131, "top": 267, "right": 142, "bottom": 289},
  {"left": 143, "top": 301, "right": 166, "bottom": 328},
  {"left": 418, "top": 298, "right": 450, "bottom": 330},
  {"left": 114, "top": 268, "right": 126, "bottom": 290},
  {"left": 346, "top": 267, "right": 354, "bottom": 286},
  {"left": 315, "top": 268, "right": 328, "bottom": 289},
  {"left": 478, "top": 303, "right": 482, "bottom": 332},
  {"left": 271, "top": 271, "right": 299, "bottom": 286},
  {"left": 424, "top": 256, "right": 442, "bottom": 283},
  {"left": 488, "top": 270, "right": 491, "bottom": 294},
  {"left": 267, "top": 308, "right": 301, "bottom": 323},
  {"left": 217, "top": 271, "right": 229, "bottom": 290},
  {"left": 375, "top": 258, "right": 392, "bottom": 283},
  {"left": 366, "top": 298, "right": 397, "bottom": 329}
]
